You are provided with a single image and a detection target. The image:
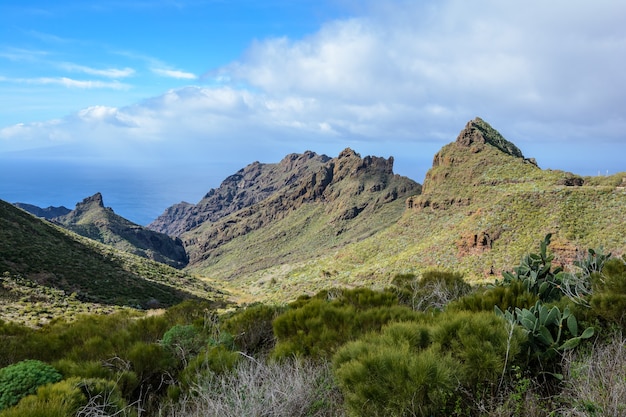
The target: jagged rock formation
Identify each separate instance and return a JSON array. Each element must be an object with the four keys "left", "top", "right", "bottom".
[
  {"left": 454, "top": 117, "right": 525, "bottom": 158},
  {"left": 53, "top": 193, "right": 188, "bottom": 268},
  {"left": 149, "top": 151, "right": 331, "bottom": 237},
  {"left": 14, "top": 203, "right": 71, "bottom": 219},
  {"left": 170, "top": 148, "right": 420, "bottom": 277}
]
